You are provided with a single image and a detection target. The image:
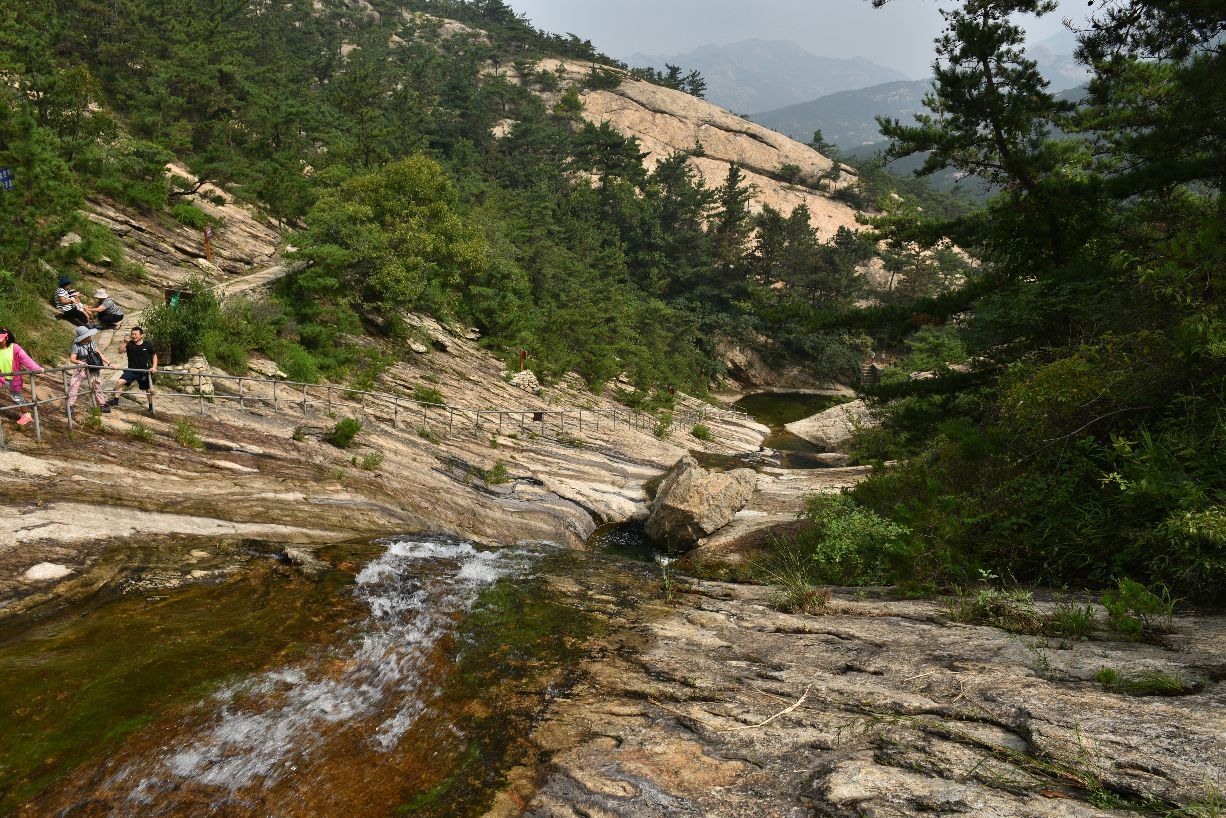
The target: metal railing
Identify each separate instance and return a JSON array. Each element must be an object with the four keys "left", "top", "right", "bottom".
[{"left": 1, "top": 365, "right": 741, "bottom": 447}]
